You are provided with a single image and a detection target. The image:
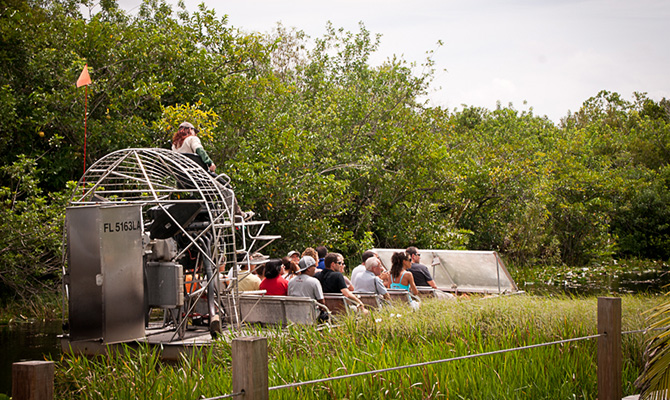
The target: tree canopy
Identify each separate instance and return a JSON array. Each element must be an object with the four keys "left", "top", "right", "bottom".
[{"left": 2, "top": 0, "right": 670, "bottom": 299}]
